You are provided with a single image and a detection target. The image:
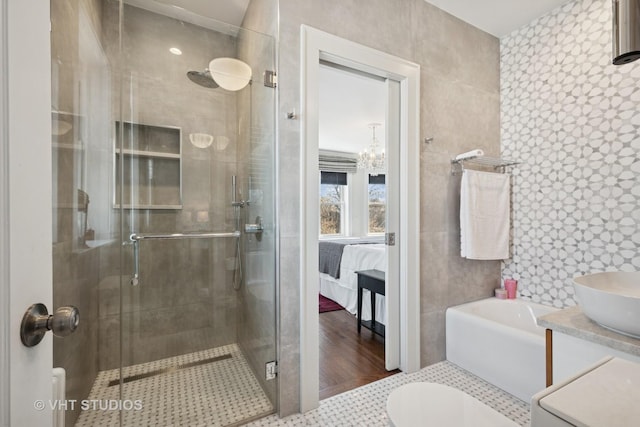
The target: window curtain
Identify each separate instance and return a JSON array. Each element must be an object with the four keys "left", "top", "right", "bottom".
[{"left": 319, "top": 149, "right": 357, "bottom": 173}]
